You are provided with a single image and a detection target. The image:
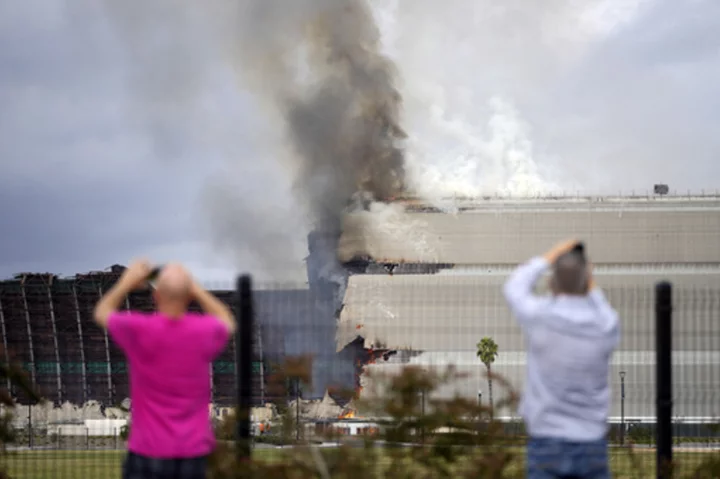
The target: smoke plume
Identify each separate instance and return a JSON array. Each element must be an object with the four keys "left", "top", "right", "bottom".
[
  {"left": 225, "top": 1, "right": 411, "bottom": 397},
  {"left": 99, "top": 0, "right": 407, "bottom": 276},
  {"left": 227, "top": 1, "right": 407, "bottom": 228},
  {"left": 99, "top": 0, "right": 408, "bottom": 396}
]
